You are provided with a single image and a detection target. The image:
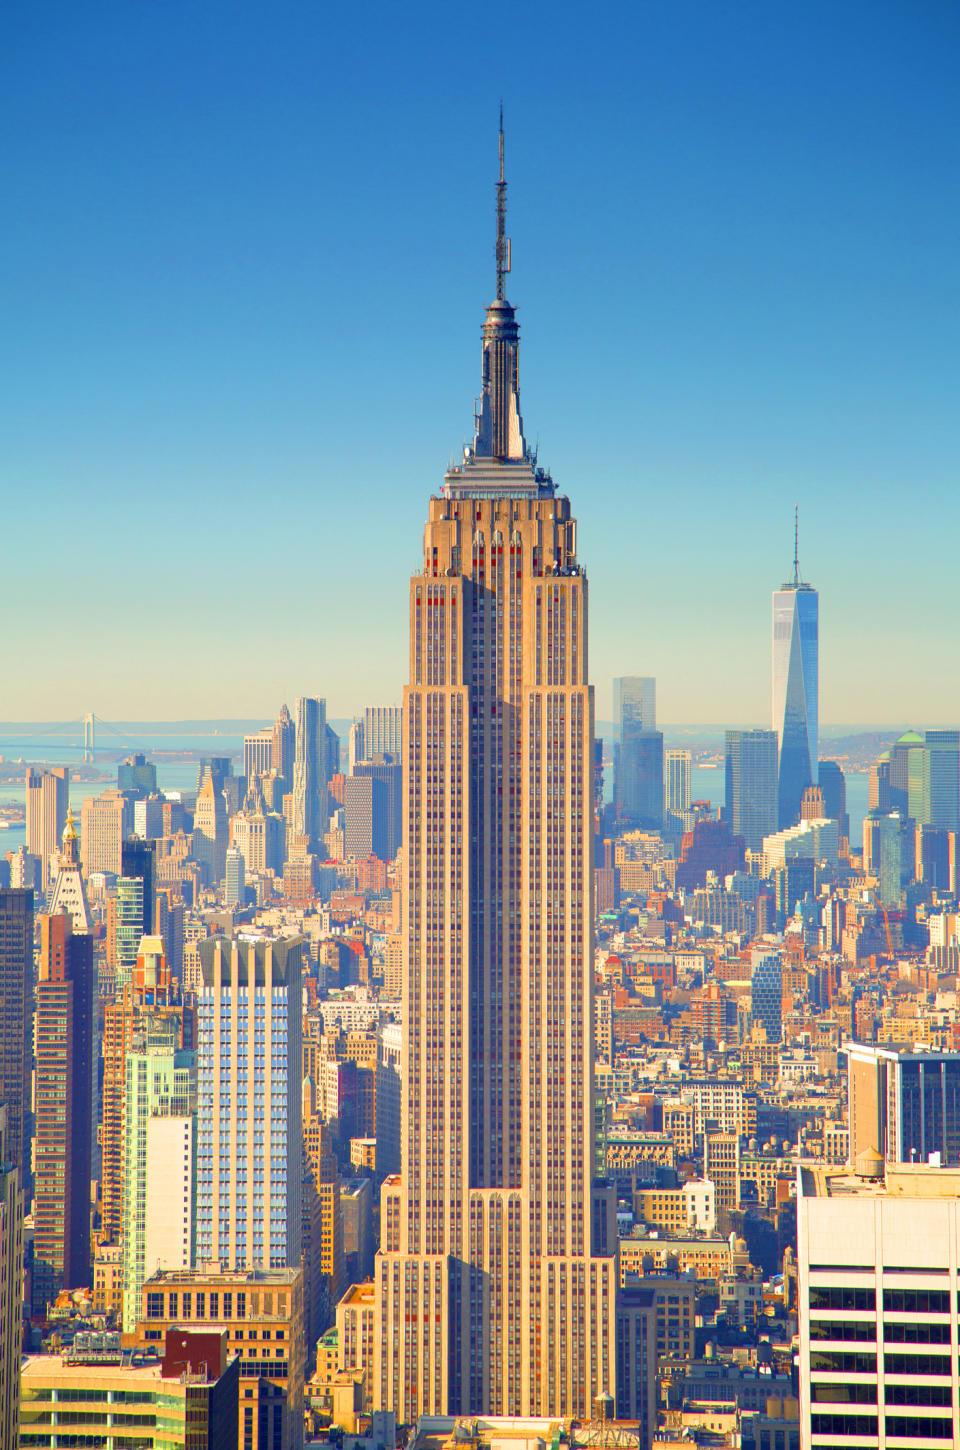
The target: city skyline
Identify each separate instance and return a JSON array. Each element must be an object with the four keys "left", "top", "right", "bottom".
[{"left": 3, "top": 3, "right": 959, "bottom": 723}]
